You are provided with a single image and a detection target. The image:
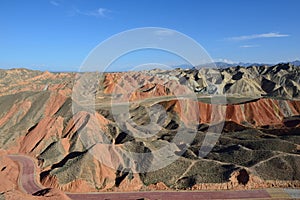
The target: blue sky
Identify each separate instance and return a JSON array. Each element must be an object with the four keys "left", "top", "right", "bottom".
[{"left": 1, "top": 0, "right": 299, "bottom": 71}]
